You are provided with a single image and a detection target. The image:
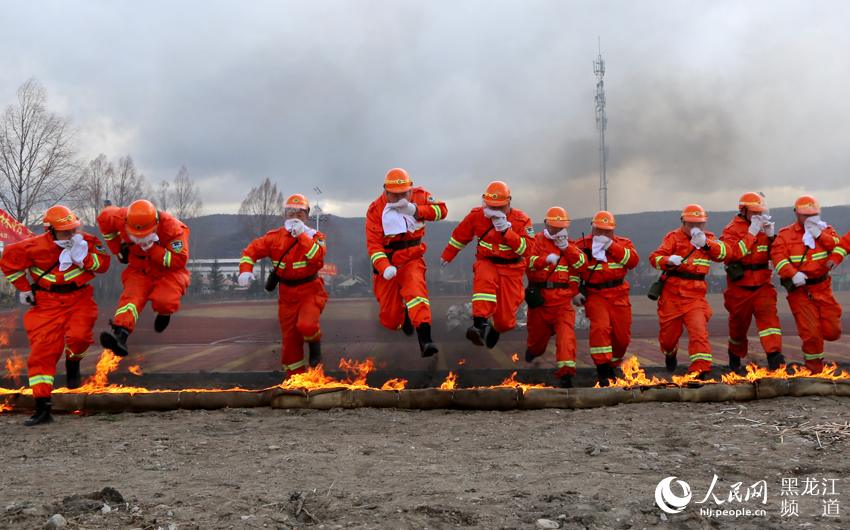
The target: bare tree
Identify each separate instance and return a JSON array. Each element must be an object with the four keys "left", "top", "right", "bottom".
[
  {"left": 76, "top": 154, "right": 147, "bottom": 224},
  {"left": 111, "top": 155, "right": 147, "bottom": 206},
  {"left": 169, "top": 165, "right": 202, "bottom": 219},
  {"left": 156, "top": 180, "right": 170, "bottom": 213},
  {"left": 0, "top": 79, "right": 77, "bottom": 224},
  {"left": 238, "top": 178, "right": 285, "bottom": 282}
]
